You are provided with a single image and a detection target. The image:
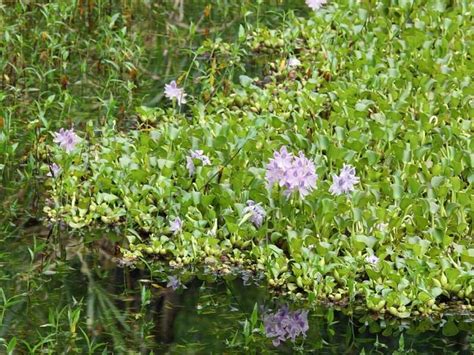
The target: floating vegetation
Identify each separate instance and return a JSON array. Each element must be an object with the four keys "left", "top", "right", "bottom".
[{"left": 43, "top": 0, "right": 473, "bottom": 322}]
